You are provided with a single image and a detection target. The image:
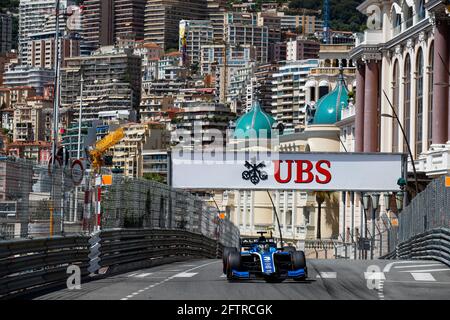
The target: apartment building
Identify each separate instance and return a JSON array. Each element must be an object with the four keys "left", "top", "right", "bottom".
[
  {"left": 12, "top": 96, "right": 52, "bottom": 142},
  {"left": 286, "top": 38, "right": 320, "bottom": 61},
  {"left": 61, "top": 46, "right": 142, "bottom": 121},
  {"left": 109, "top": 122, "right": 169, "bottom": 177},
  {"left": 226, "top": 23, "right": 269, "bottom": 63},
  {"left": 0, "top": 13, "right": 13, "bottom": 54},
  {"left": 82, "top": 0, "right": 146, "bottom": 52},
  {"left": 179, "top": 20, "right": 213, "bottom": 67},
  {"left": 271, "top": 59, "right": 319, "bottom": 131},
  {"left": 27, "top": 32, "right": 80, "bottom": 69},
  {"left": 277, "top": 12, "right": 324, "bottom": 35},
  {"left": 18, "top": 0, "right": 73, "bottom": 63},
  {"left": 144, "top": 0, "right": 208, "bottom": 50},
  {"left": 172, "top": 102, "right": 235, "bottom": 147},
  {"left": 3, "top": 66, "right": 54, "bottom": 96},
  {"left": 199, "top": 43, "right": 255, "bottom": 76}
]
